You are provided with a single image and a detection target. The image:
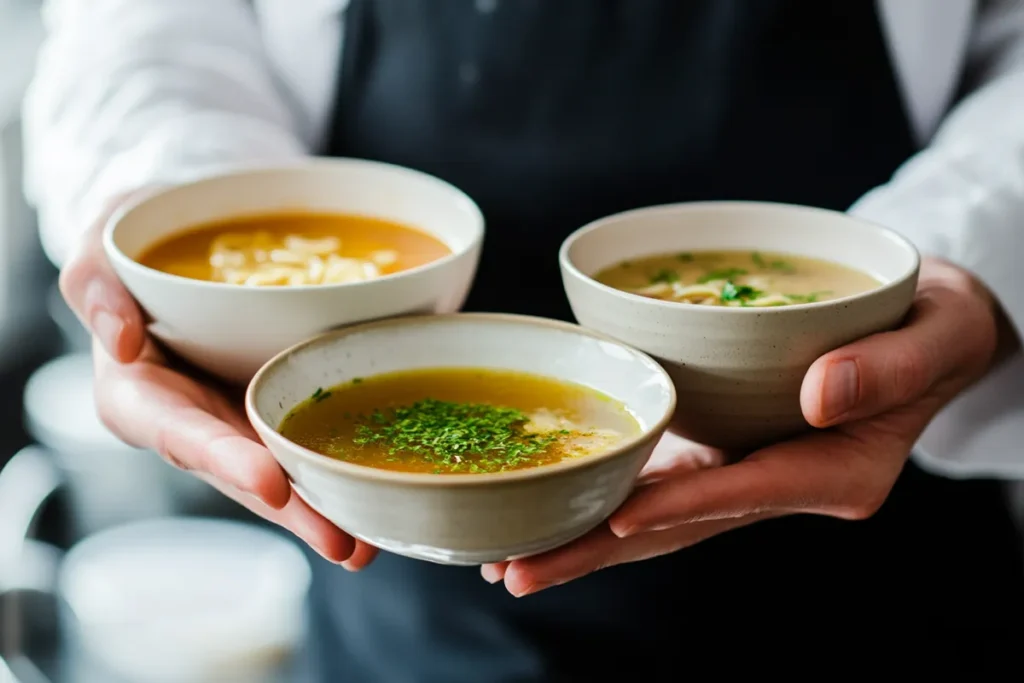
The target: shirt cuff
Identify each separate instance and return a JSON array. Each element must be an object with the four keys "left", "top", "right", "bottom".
[{"left": 850, "top": 176, "right": 1024, "bottom": 479}]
